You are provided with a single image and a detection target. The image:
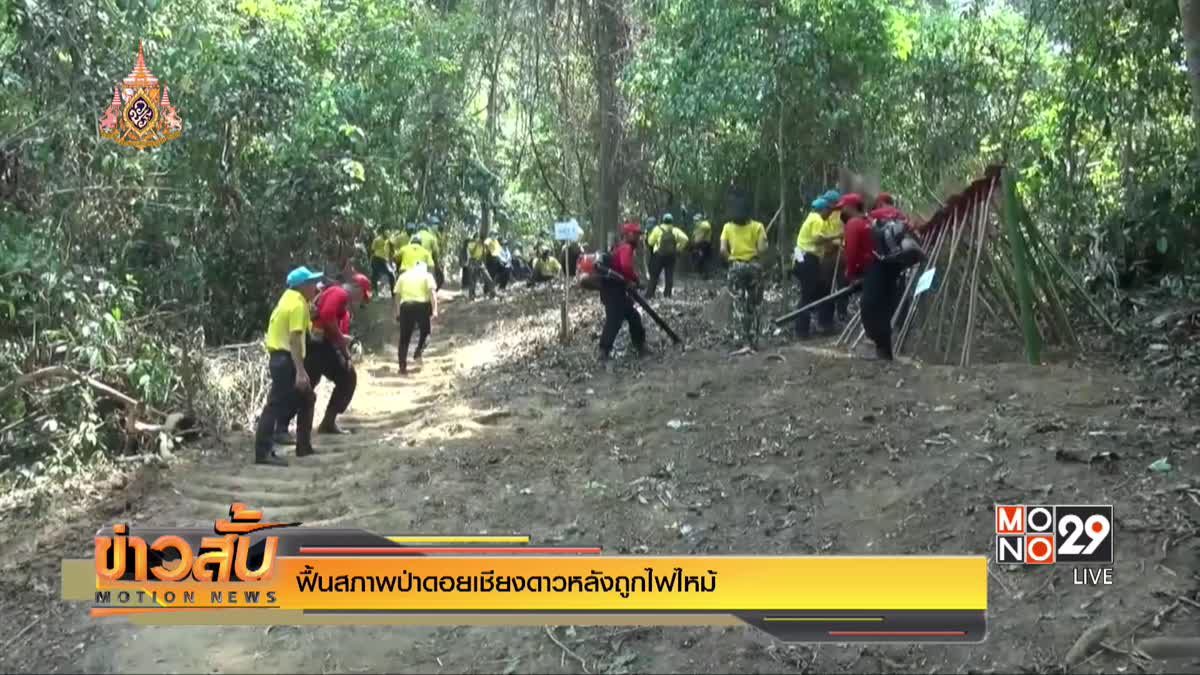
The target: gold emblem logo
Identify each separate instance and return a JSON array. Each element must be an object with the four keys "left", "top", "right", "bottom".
[{"left": 99, "top": 41, "right": 182, "bottom": 150}]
